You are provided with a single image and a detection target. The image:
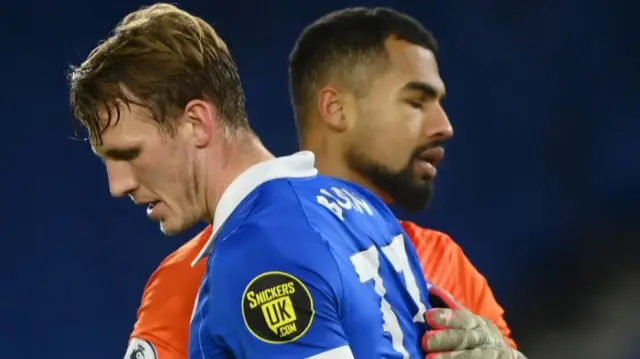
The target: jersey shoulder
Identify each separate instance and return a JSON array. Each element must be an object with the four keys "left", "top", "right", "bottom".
[
  {"left": 231, "top": 174, "right": 389, "bottom": 231},
  {"left": 201, "top": 190, "right": 347, "bottom": 356},
  {"left": 142, "top": 225, "right": 211, "bottom": 294},
  {"left": 400, "top": 220, "right": 479, "bottom": 303},
  {"left": 206, "top": 177, "right": 343, "bottom": 270},
  {"left": 161, "top": 226, "right": 213, "bottom": 267},
  {"left": 215, "top": 179, "right": 333, "bottom": 259},
  {"left": 400, "top": 221, "right": 459, "bottom": 264},
  {"left": 130, "top": 226, "right": 212, "bottom": 354},
  {"left": 291, "top": 175, "right": 400, "bottom": 230},
  {"left": 399, "top": 221, "right": 516, "bottom": 348}
]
